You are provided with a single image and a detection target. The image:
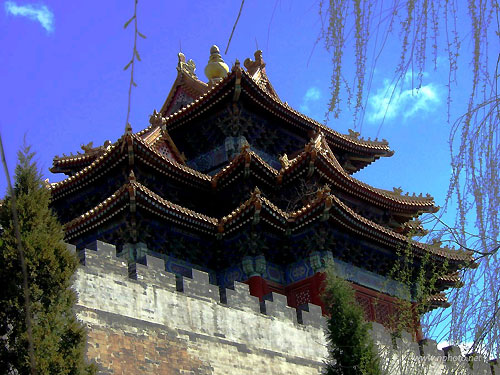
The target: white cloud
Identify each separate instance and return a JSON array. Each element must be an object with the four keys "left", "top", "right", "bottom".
[
  {"left": 367, "top": 75, "right": 440, "bottom": 123},
  {"left": 300, "top": 87, "right": 321, "bottom": 114},
  {"left": 5, "top": 1, "right": 54, "bottom": 33}
]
